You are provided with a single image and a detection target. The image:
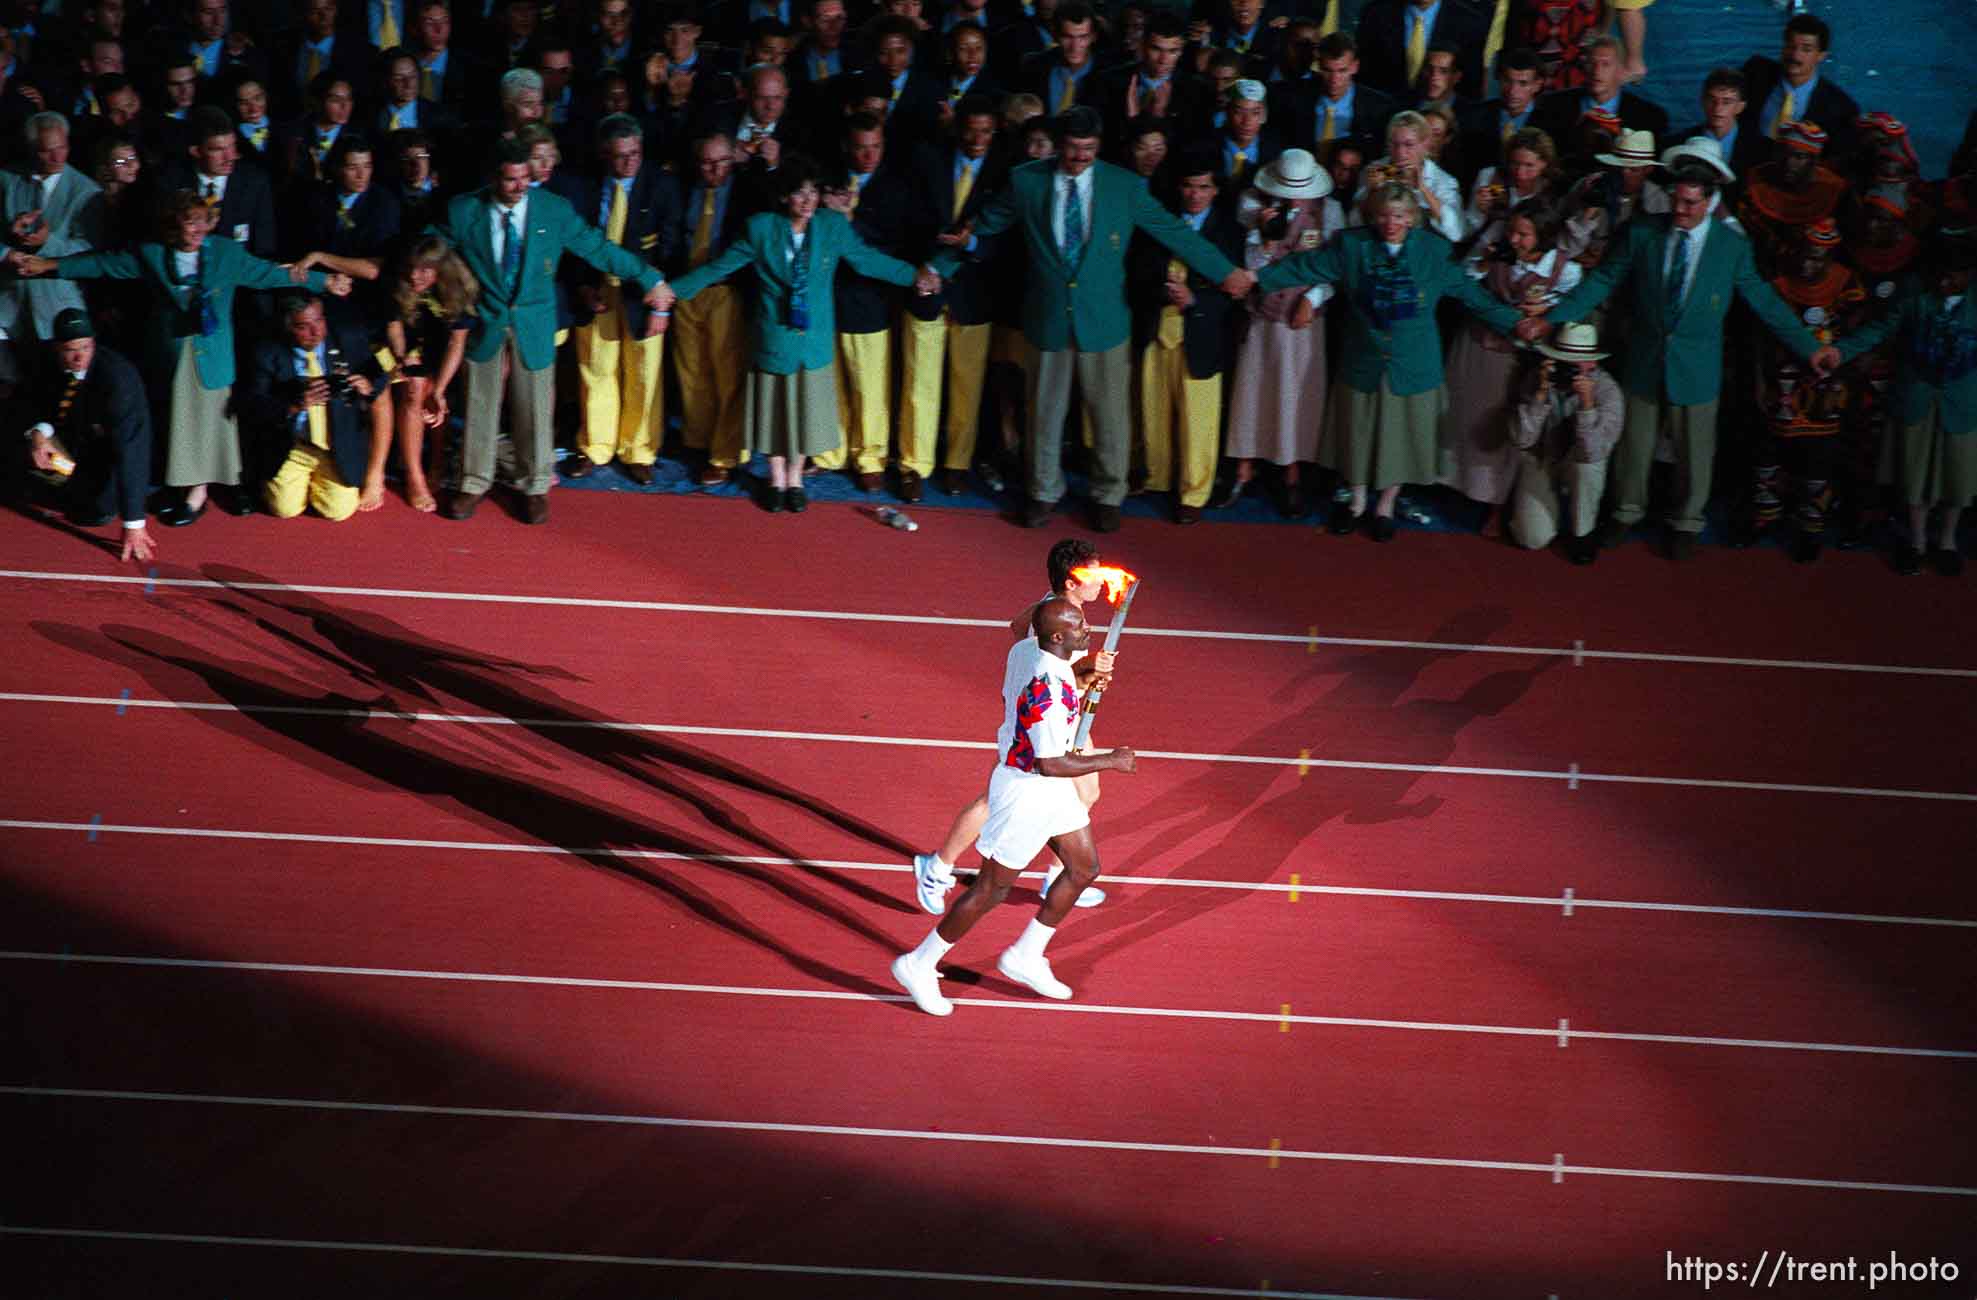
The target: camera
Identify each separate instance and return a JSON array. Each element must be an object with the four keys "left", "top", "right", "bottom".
[
  {"left": 1548, "top": 360, "right": 1579, "bottom": 387},
  {"left": 1259, "top": 205, "right": 1291, "bottom": 242}
]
